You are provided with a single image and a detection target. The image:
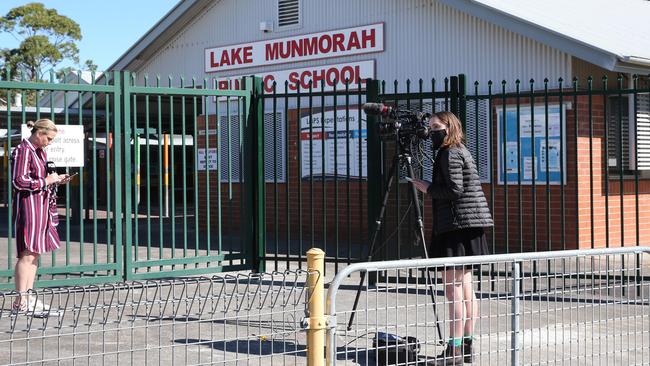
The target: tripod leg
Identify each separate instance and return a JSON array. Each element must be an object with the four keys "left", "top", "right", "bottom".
[
  {"left": 346, "top": 271, "right": 367, "bottom": 331},
  {"left": 347, "top": 155, "right": 400, "bottom": 331},
  {"left": 404, "top": 157, "right": 444, "bottom": 343}
]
